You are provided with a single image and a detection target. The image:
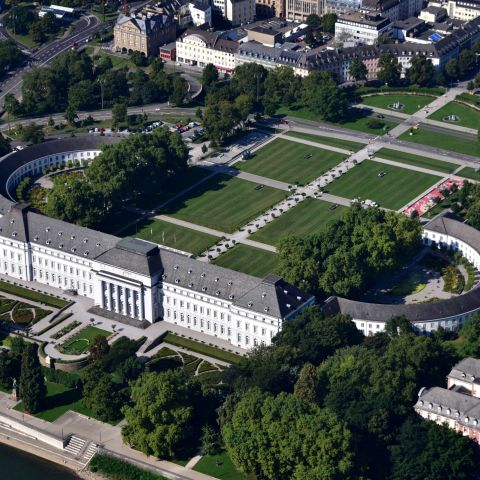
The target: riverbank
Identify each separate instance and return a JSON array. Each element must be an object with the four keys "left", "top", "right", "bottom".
[{"left": 0, "top": 429, "right": 106, "bottom": 480}]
